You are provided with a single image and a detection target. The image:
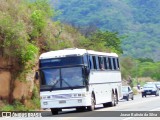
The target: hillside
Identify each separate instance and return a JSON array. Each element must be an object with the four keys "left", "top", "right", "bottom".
[{"left": 53, "top": 0, "right": 160, "bottom": 61}]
